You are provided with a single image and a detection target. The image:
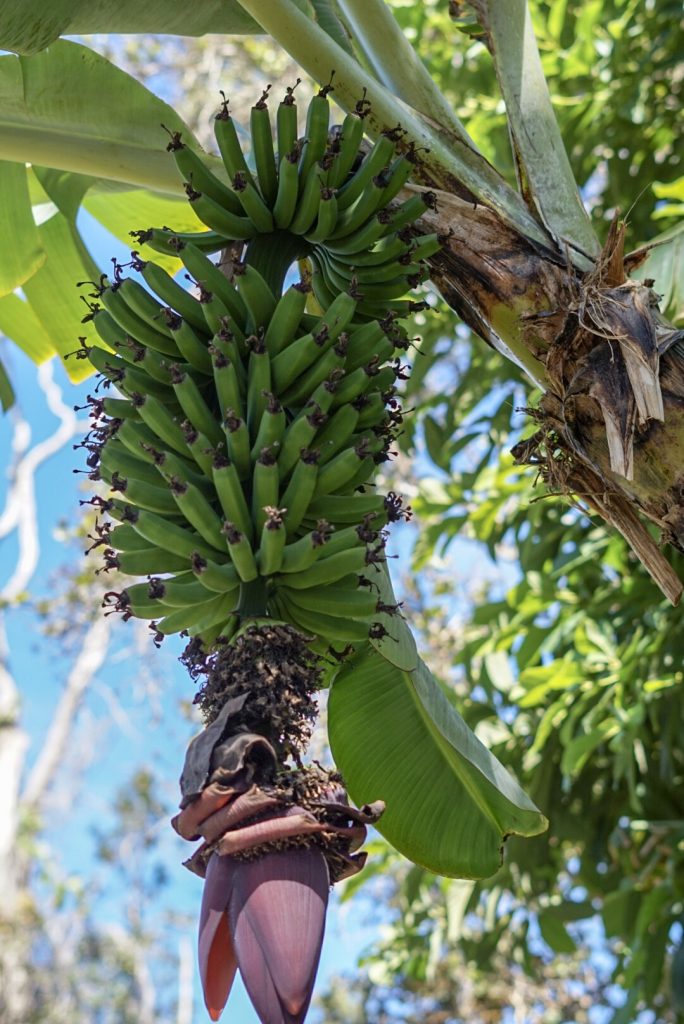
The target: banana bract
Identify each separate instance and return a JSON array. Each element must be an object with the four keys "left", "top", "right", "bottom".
[{"left": 79, "top": 81, "right": 440, "bottom": 654}]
